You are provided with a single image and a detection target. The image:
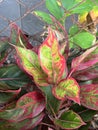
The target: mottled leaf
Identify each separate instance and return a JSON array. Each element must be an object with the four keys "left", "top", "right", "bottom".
[
  {"left": 71, "top": 45, "right": 98, "bottom": 73},
  {"left": 0, "top": 91, "right": 45, "bottom": 122},
  {"left": 0, "top": 112, "right": 45, "bottom": 130},
  {"left": 14, "top": 46, "right": 49, "bottom": 86},
  {"left": 54, "top": 110, "right": 85, "bottom": 129},
  {"left": 80, "top": 84, "right": 98, "bottom": 110},
  {"left": 52, "top": 78, "right": 80, "bottom": 104},
  {"left": 16, "top": 91, "right": 45, "bottom": 120},
  {"left": 12, "top": 112, "right": 45, "bottom": 130},
  {"left": 73, "top": 65, "right": 98, "bottom": 81},
  {"left": 39, "top": 28, "right": 66, "bottom": 84}
]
